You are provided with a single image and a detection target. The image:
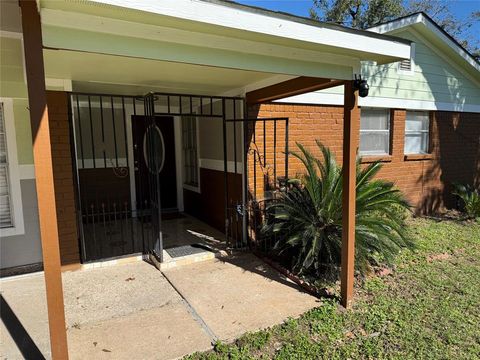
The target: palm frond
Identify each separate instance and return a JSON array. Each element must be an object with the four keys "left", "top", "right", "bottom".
[{"left": 262, "top": 140, "right": 413, "bottom": 276}]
